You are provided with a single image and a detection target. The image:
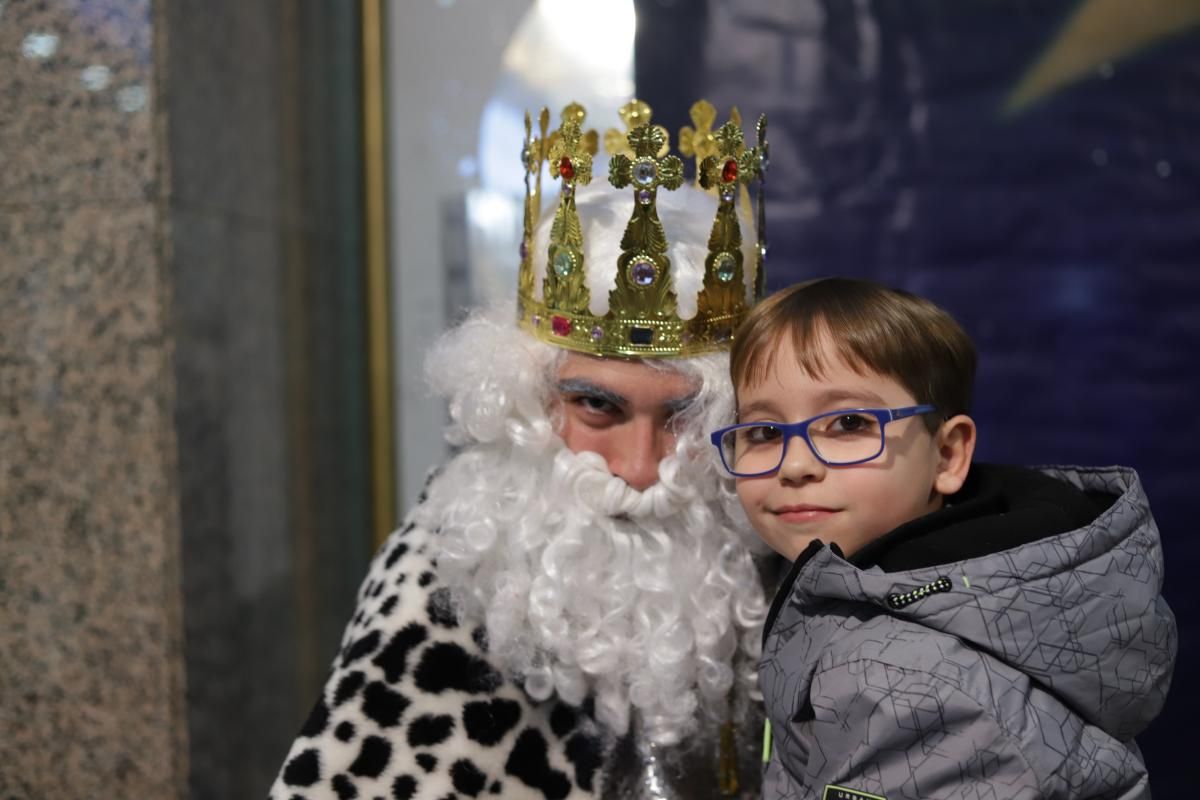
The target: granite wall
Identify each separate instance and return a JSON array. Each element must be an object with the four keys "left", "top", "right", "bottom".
[
  {"left": 0, "top": 0, "right": 188, "bottom": 797},
  {"left": 1, "top": 1, "right": 372, "bottom": 798}
]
